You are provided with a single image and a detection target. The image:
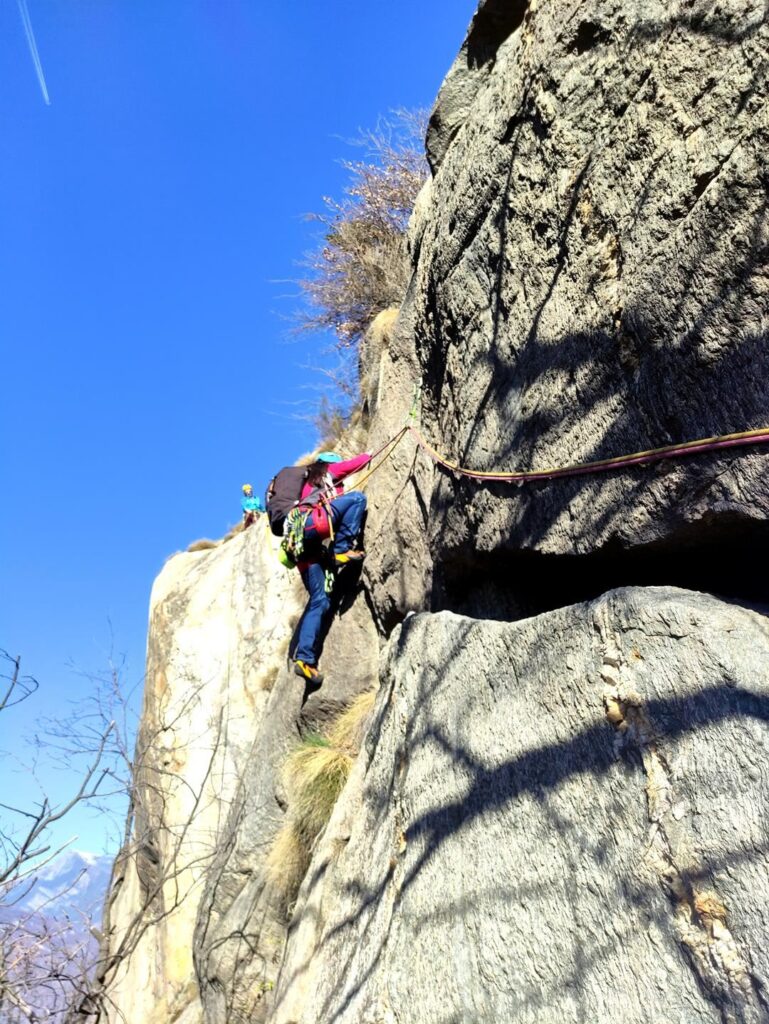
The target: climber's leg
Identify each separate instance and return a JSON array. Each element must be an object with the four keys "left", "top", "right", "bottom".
[
  {"left": 294, "top": 561, "right": 332, "bottom": 669},
  {"left": 328, "top": 491, "right": 367, "bottom": 555}
]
